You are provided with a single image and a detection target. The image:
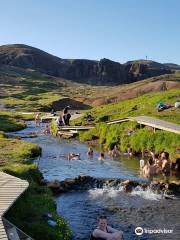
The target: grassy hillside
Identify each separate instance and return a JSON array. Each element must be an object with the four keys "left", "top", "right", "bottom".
[
  {"left": 76, "top": 89, "right": 180, "bottom": 159},
  {"left": 77, "top": 89, "right": 180, "bottom": 124},
  {"left": 0, "top": 64, "right": 180, "bottom": 111}
]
